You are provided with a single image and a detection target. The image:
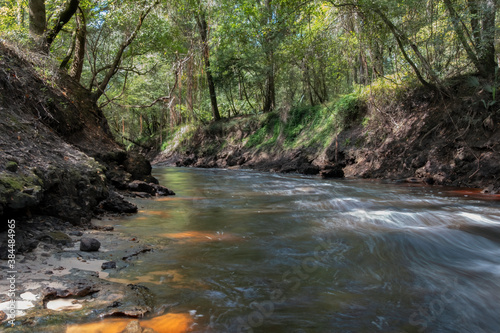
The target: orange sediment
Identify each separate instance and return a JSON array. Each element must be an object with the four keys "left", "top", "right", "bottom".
[
  {"left": 159, "top": 231, "right": 240, "bottom": 243},
  {"left": 66, "top": 313, "right": 192, "bottom": 333}
]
